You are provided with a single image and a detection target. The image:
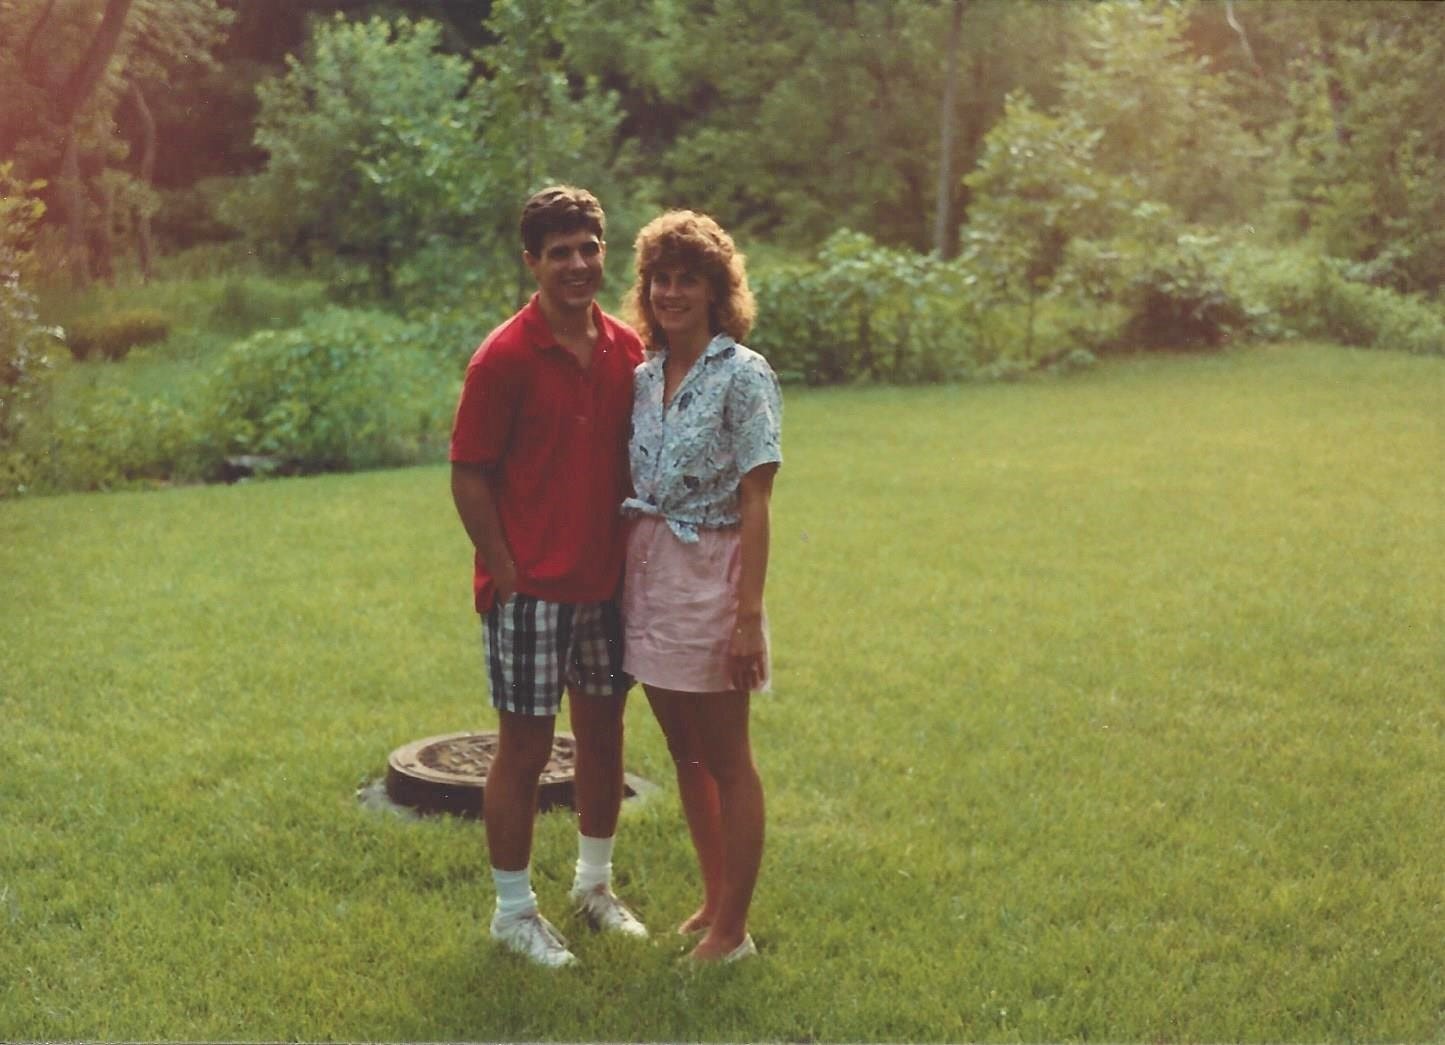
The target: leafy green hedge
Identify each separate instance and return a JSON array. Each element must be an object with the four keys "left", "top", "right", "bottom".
[
  {"left": 6, "top": 306, "right": 458, "bottom": 494},
  {"left": 65, "top": 309, "right": 172, "bottom": 361},
  {"left": 751, "top": 231, "right": 994, "bottom": 385},
  {"left": 202, "top": 307, "right": 453, "bottom": 472}
]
